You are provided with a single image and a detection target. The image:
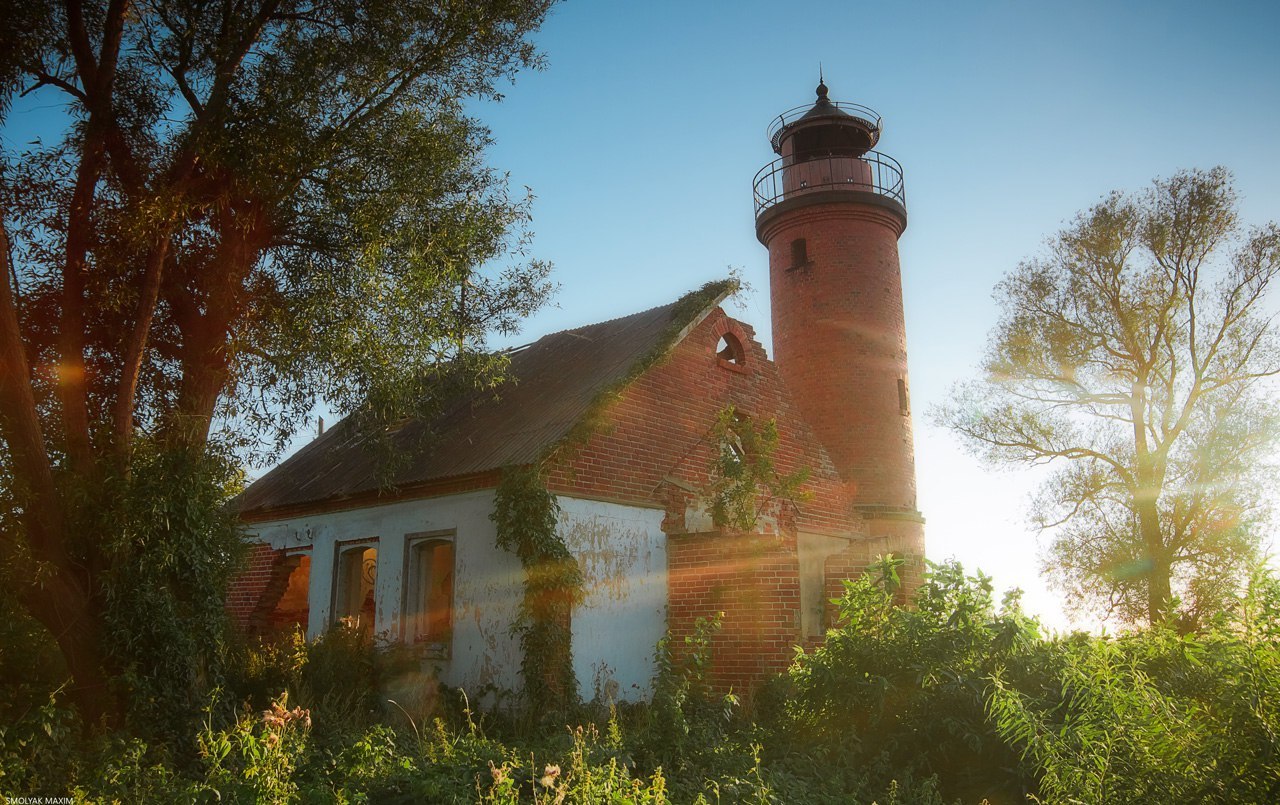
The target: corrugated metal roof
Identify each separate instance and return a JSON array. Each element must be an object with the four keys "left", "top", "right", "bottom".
[{"left": 236, "top": 298, "right": 688, "bottom": 517}]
